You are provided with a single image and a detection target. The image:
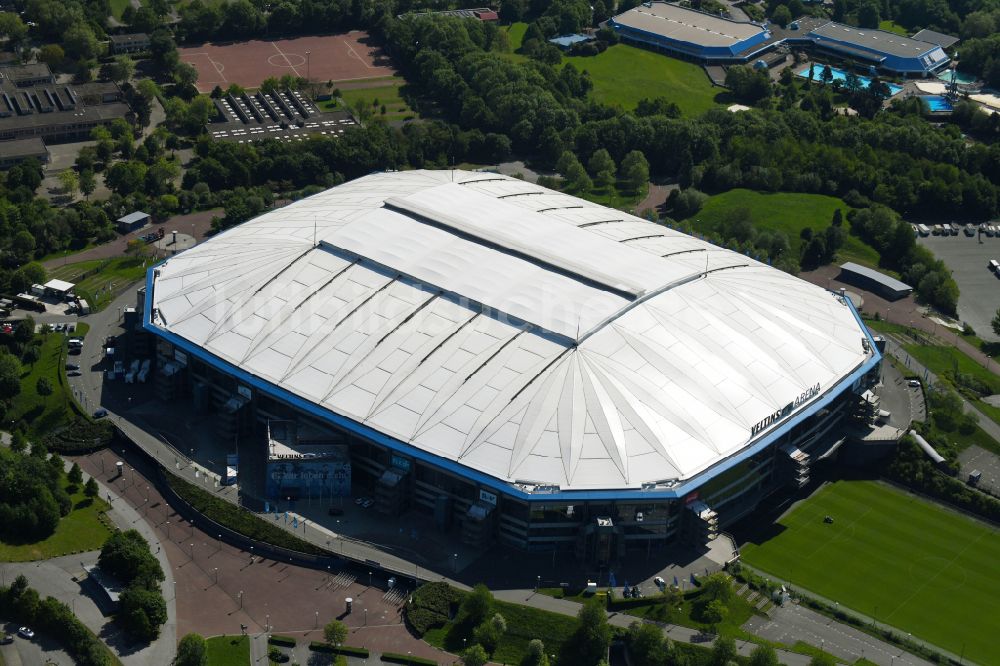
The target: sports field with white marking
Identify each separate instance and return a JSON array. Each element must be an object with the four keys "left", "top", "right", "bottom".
[{"left": 741, "top": 480, "right": 1000, "bottom": 664}]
